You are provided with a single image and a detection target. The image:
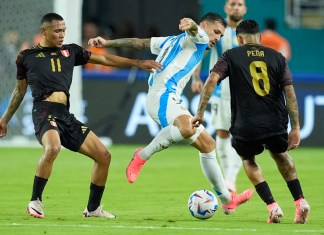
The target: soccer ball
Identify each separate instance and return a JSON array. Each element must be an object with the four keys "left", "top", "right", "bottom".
[{"left": 188, "top": 189, "right": 218, "bottom": 219}]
